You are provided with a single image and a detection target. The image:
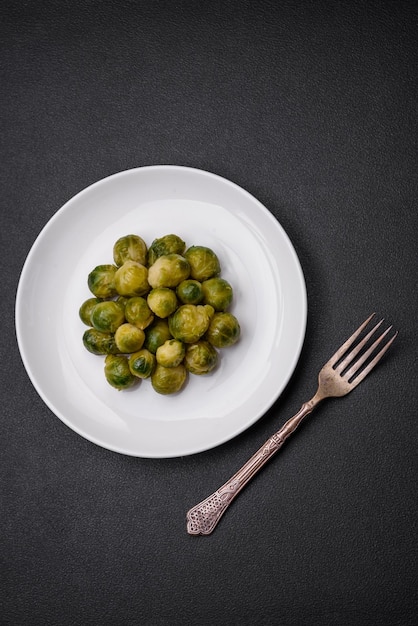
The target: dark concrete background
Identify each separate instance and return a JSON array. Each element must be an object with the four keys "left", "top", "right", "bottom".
[{"left": 2, "top": 1, "right": 417, "bottom": 624}]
